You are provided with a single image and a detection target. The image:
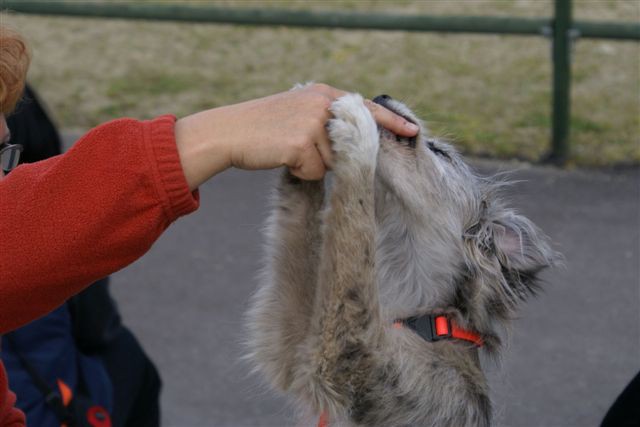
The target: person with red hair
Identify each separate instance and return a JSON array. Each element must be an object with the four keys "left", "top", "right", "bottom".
[{"left": 0, "top": 26, "right": 419, "bottom": 425}]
